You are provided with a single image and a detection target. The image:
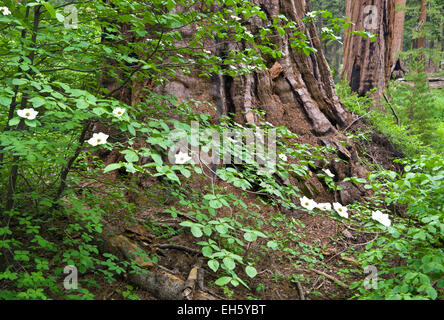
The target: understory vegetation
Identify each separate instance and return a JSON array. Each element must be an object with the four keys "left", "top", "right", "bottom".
[{"left": 0, "top": 0, "right": 442, "bottom": 301}]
